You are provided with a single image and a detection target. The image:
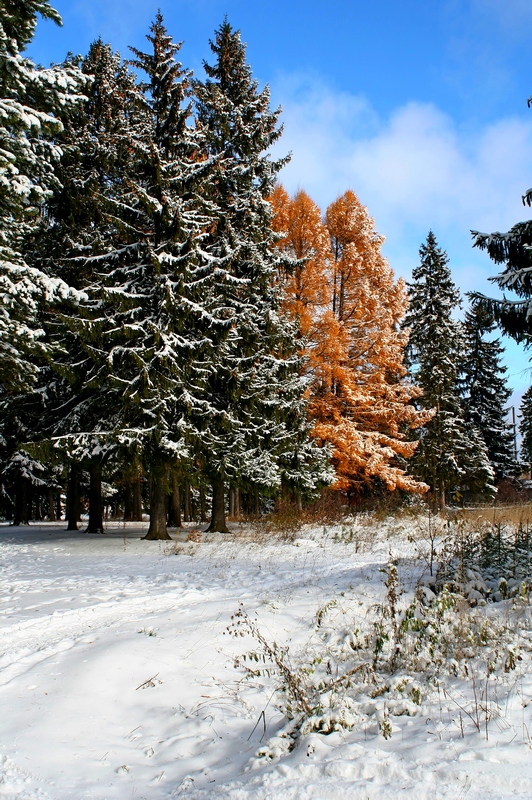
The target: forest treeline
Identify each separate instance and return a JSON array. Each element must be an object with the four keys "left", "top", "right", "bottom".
[{"left": 0, "top": 1, "right": 525, "bottom": 536}]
